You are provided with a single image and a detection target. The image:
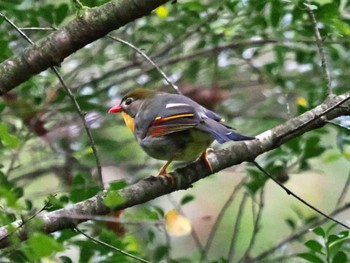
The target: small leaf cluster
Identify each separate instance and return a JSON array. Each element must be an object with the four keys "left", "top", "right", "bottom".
[{"left": 299, "top": 224, "right": 350, "bottom": 263}]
